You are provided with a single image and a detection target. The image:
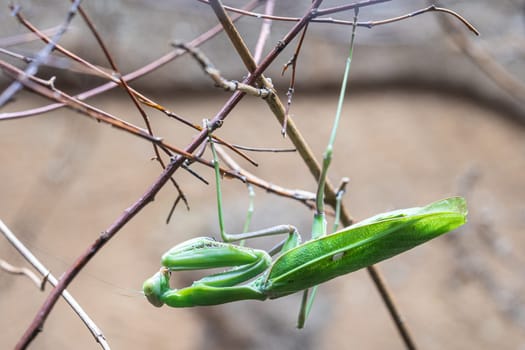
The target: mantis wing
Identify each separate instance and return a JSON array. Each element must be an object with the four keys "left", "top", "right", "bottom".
[{"left": 264, "top": 197, "right": 467, "bottom": 298}]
